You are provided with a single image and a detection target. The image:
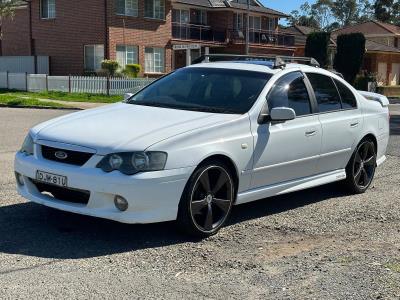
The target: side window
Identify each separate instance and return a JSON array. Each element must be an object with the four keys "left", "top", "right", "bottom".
[
  {"left": 334, "top": 79, "right": 357, "bottom": 109},
  {"left": 266, "top": 72, "right": 312, "bottom": 117},
  {"left": 306, "top": 73, "right": 341, "bottom": 113}
]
